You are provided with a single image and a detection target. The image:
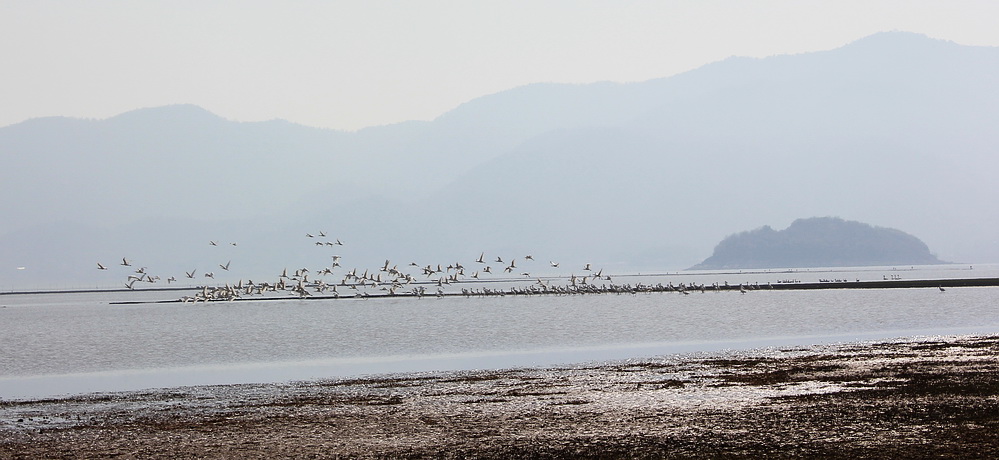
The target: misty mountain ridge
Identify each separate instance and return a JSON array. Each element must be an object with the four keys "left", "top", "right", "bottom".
[
  {"left": 2, "top": 31, "right": 997, "bottom": 287},
  {"left": 691, "top": 217, "right": 944, "bottom": 270}
]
